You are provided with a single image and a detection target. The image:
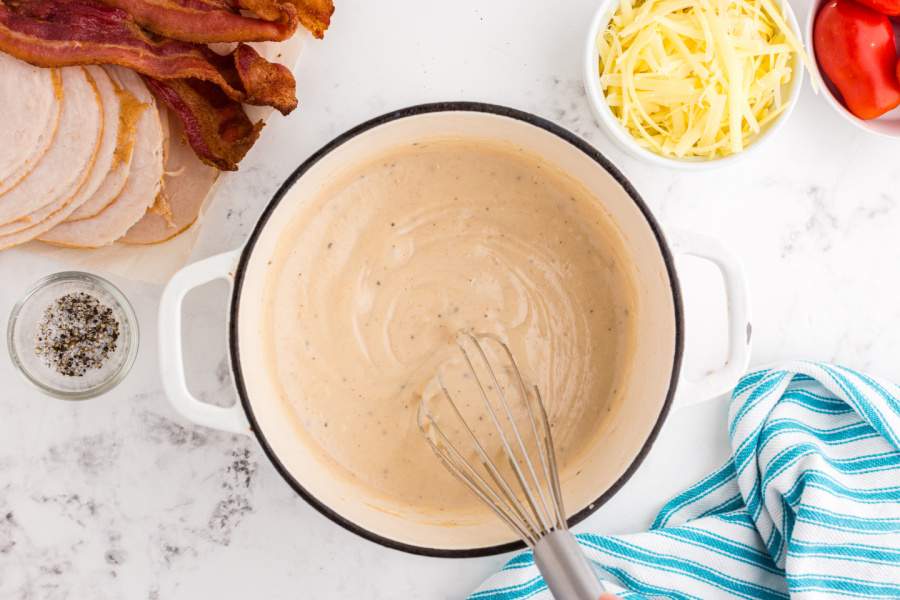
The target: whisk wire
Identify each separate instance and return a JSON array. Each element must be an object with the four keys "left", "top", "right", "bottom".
[
  {"left": 424, "top": 414, "right": 534, "bottom": 542},
  {"left": 420, "top": 333, "right": 572, "bottom": 546},
  {"left": 492, "top": 337, "right": 566, "bottom": 532},
  {"left": 419, "top": 332, "right": 604, "bottom": 600},
  {"left": 532, "top": 385, "right": 567, "bottom": 528},
  {"left": 433, "top": 373, "right": 543, "bottom": 543},
  {"left": 461, "top": 334, "right": 557, "bottom": 536}
]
